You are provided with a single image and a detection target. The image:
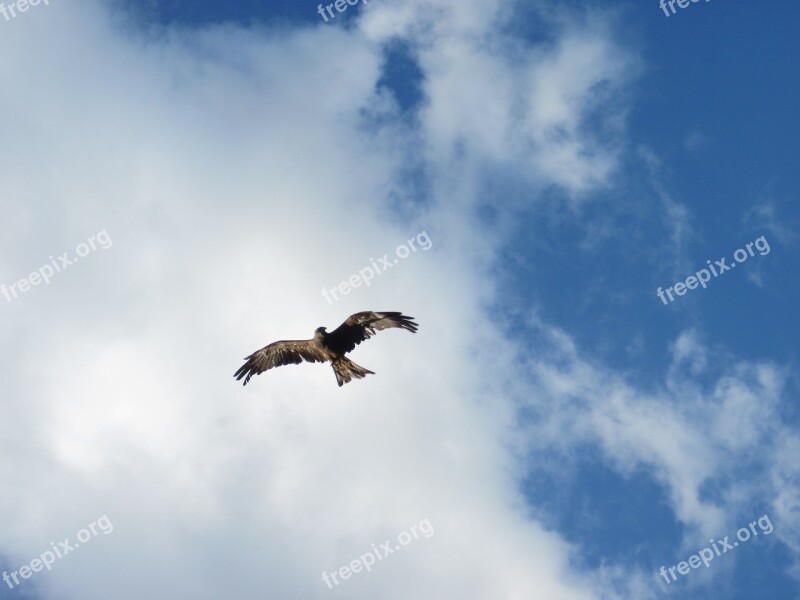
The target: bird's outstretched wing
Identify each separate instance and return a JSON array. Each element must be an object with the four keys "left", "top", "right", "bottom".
[
  {"left": 326, "top": 311, "right": 418, "bottom": 354},
  {"left": 234, "top": 339, "right": 328, "bottom": 386}
]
